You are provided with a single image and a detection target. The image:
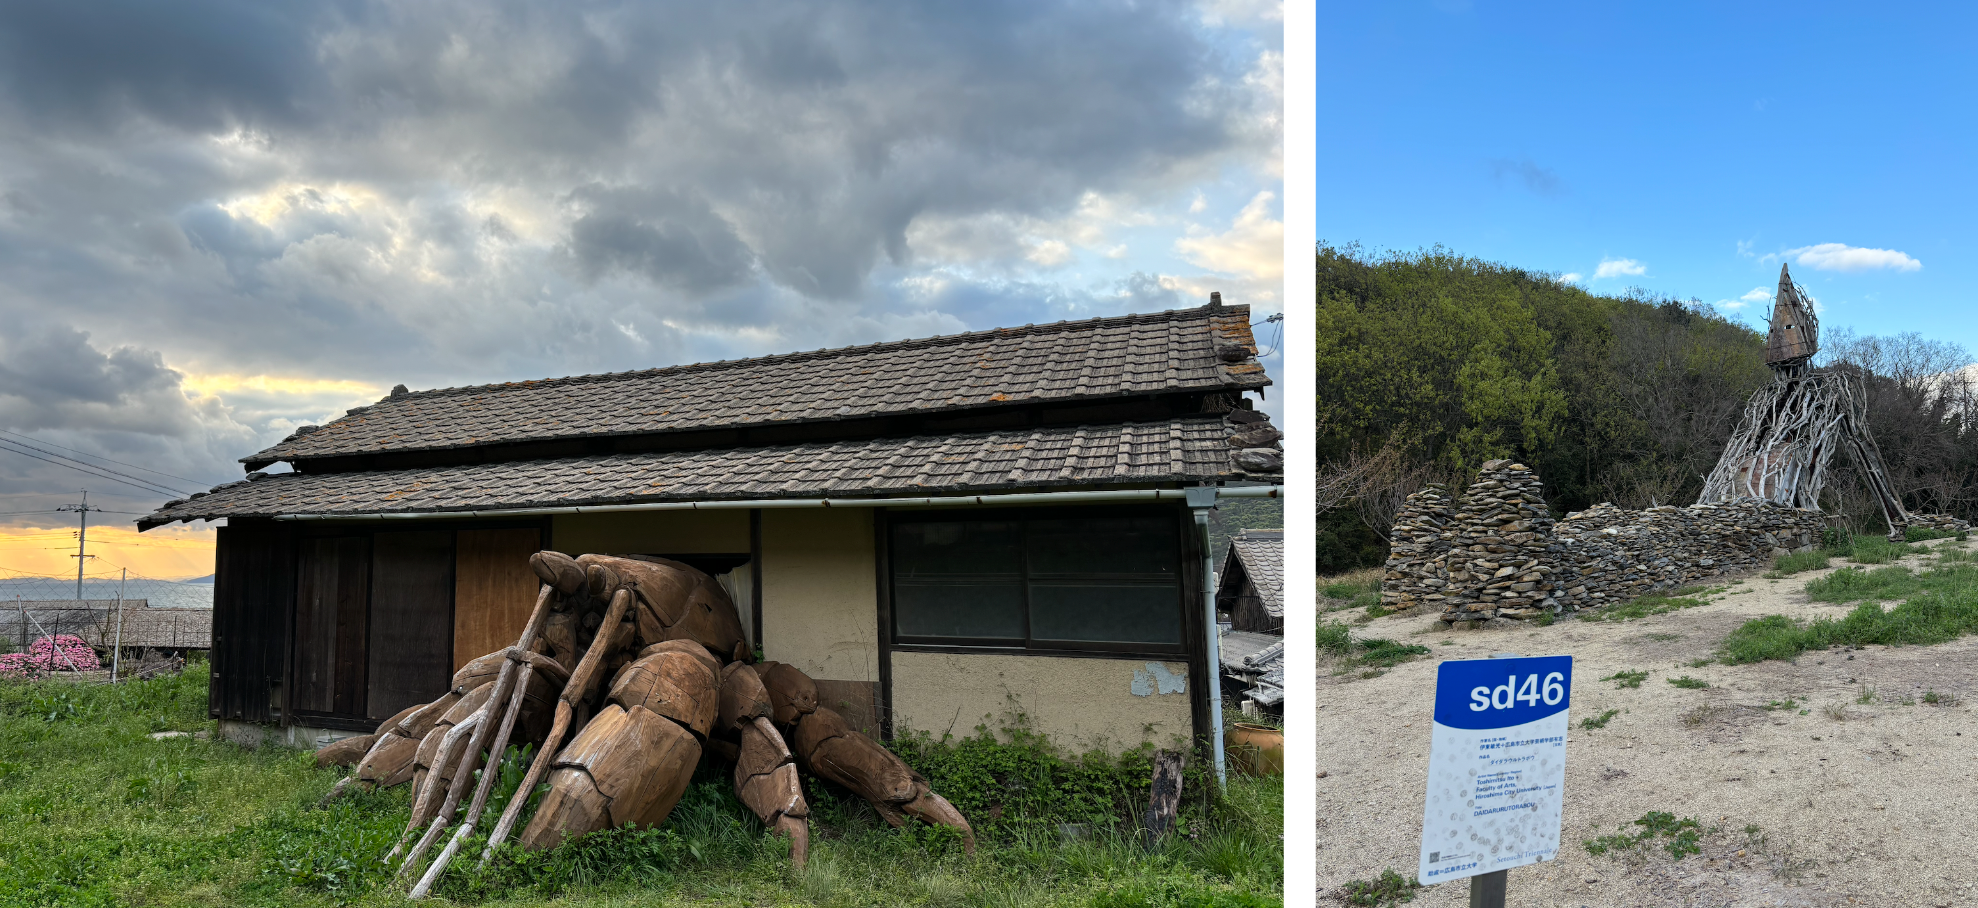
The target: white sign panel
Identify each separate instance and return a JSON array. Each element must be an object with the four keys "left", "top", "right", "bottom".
[{"left": 1418, "top": 655, "right": 1572, "bottom": 884}]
